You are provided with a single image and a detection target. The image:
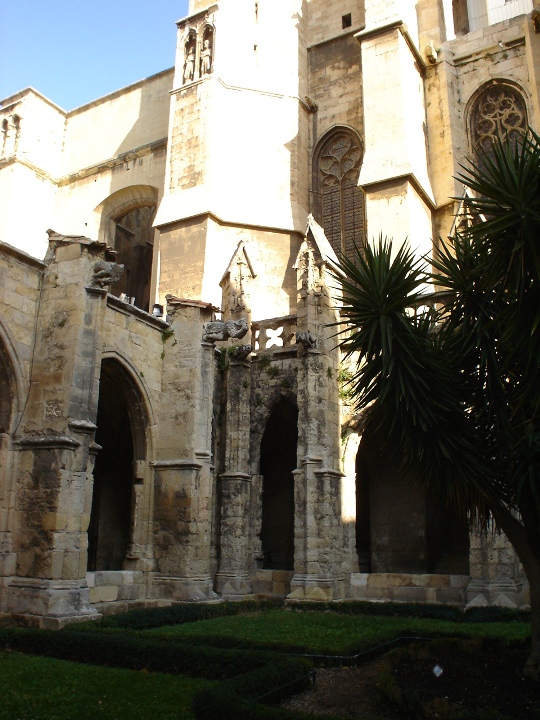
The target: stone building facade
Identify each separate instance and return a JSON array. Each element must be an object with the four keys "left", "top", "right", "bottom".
[{"left": 0, "top": 0, "right": 538, "bottom": 625}]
